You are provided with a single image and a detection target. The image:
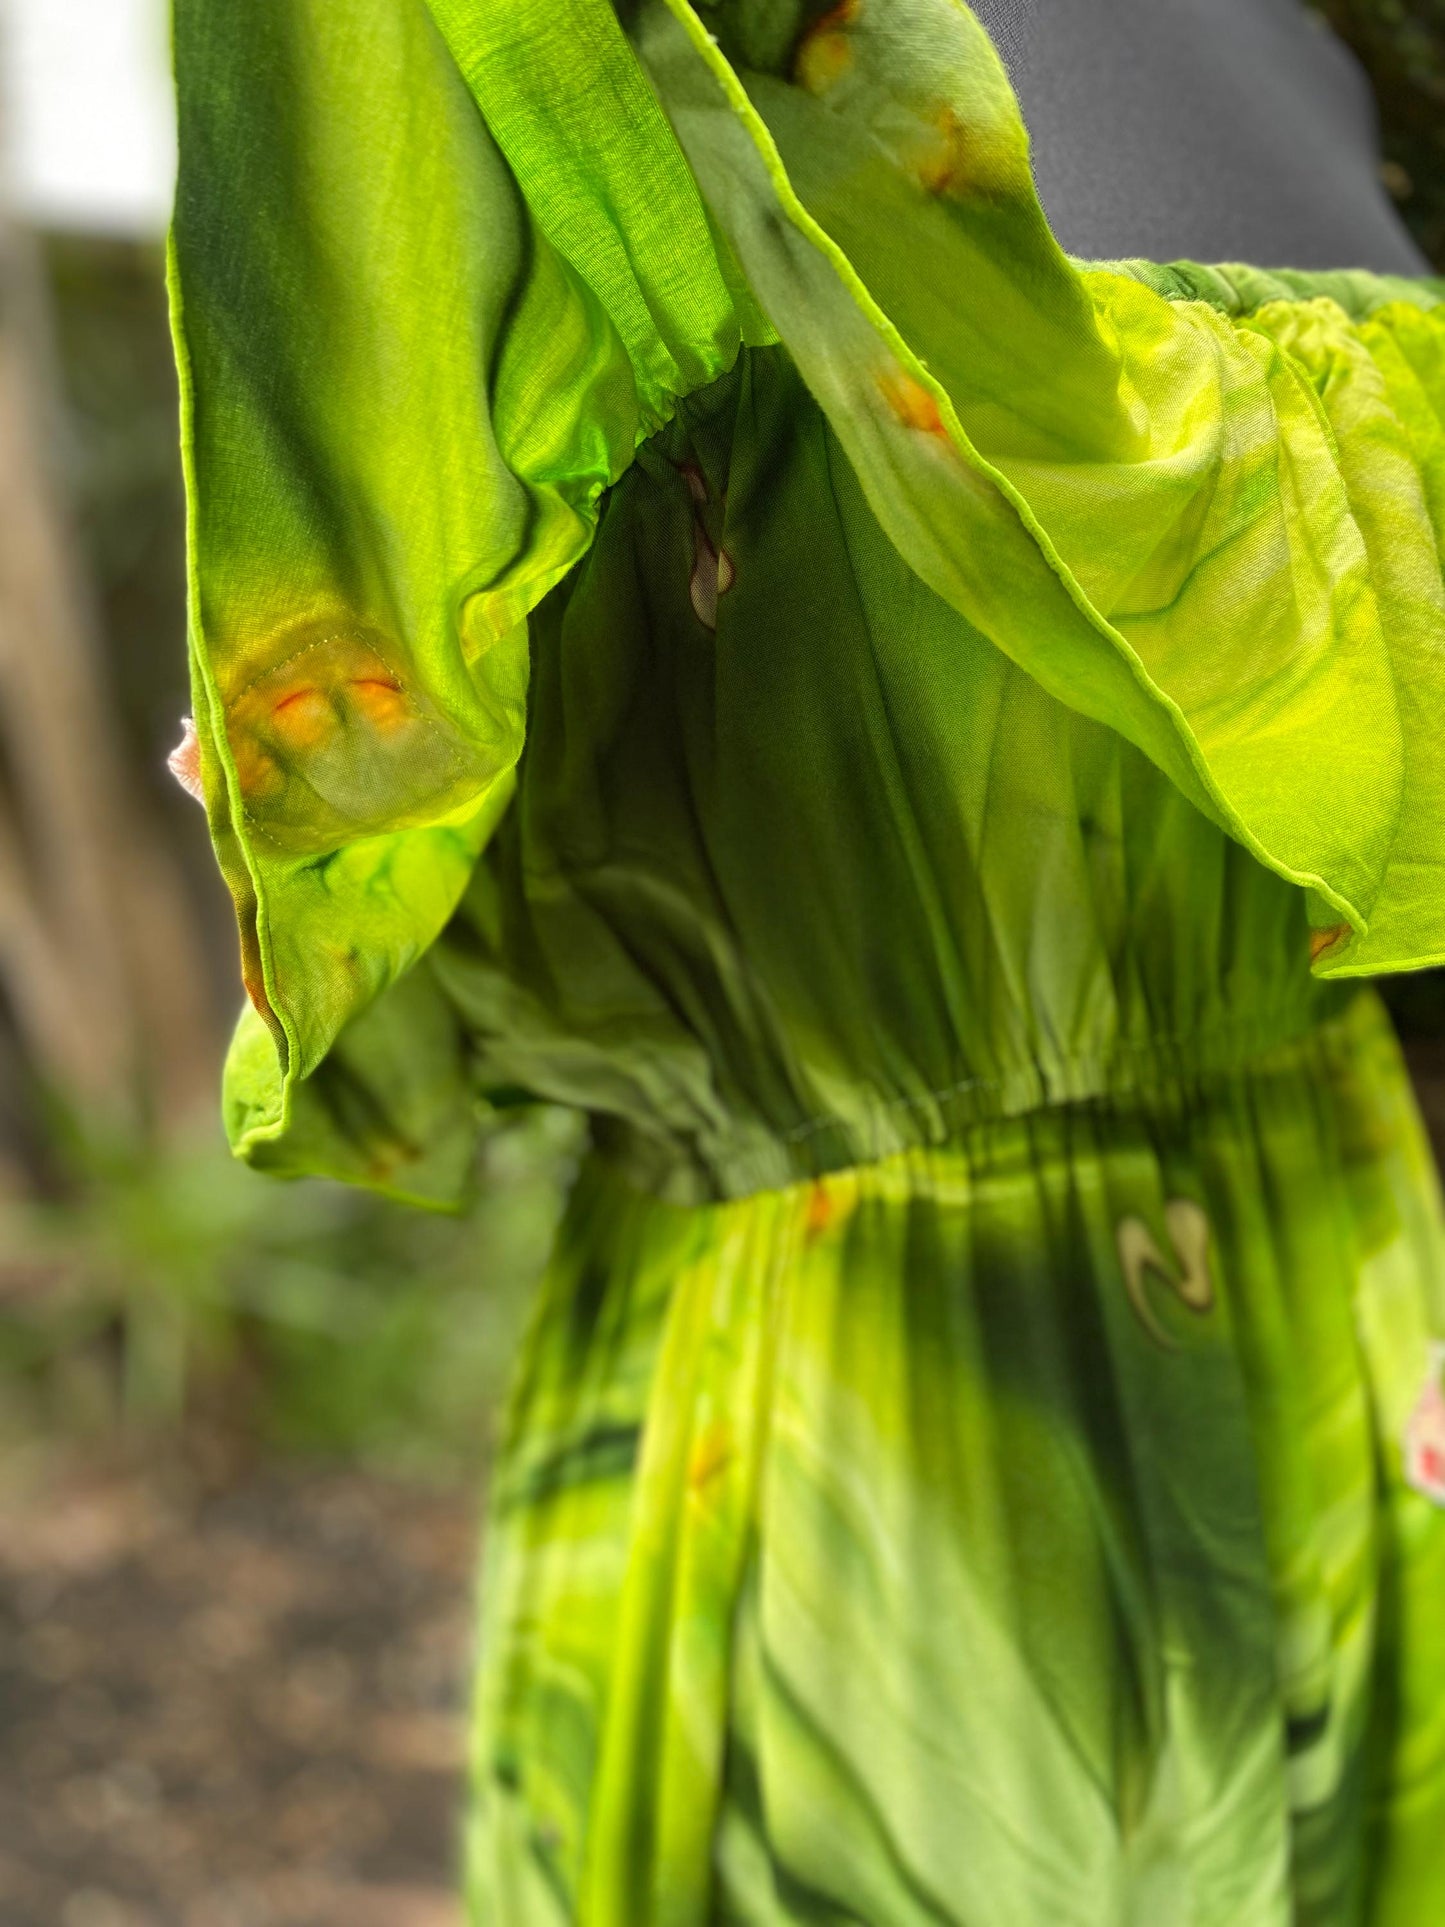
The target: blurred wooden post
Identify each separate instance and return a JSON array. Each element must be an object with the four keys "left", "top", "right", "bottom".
[{"left": 0, "top": 168, "right": 215, "bottom": 1142}]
